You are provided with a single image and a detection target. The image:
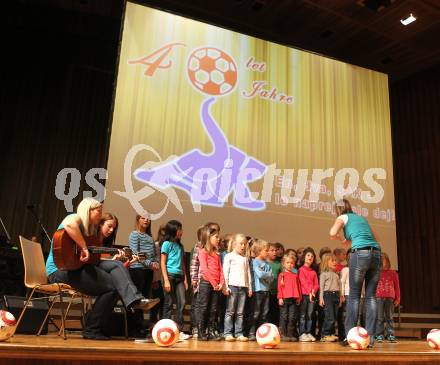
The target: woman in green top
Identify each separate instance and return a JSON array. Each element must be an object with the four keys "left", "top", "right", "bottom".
[{"left": 330, "top": 199, "right": 381, "bottom": 347}]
